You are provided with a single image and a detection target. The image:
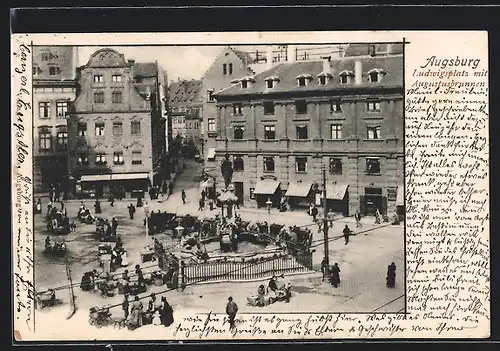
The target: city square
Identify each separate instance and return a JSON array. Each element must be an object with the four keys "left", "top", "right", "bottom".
[{"left": 32, "top": 43, "right": 405, "bottom": 334}]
